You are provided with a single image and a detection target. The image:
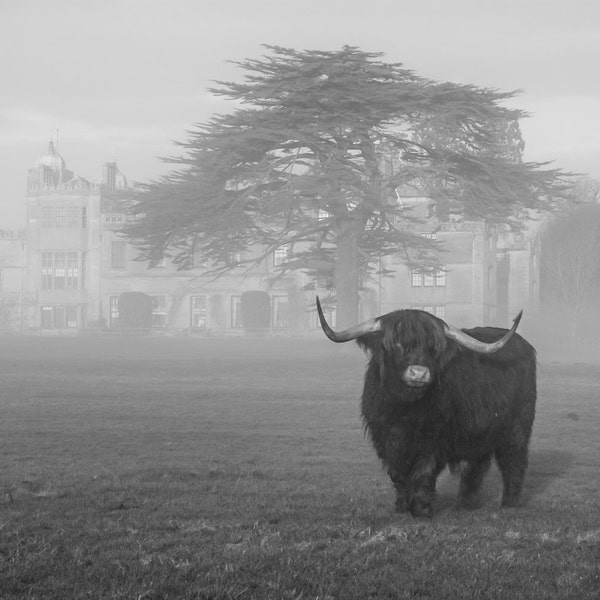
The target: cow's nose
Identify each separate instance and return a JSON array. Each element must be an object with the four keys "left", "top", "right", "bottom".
[{"left": 402, "top": 365, "right": 431, "bottom": 386}]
